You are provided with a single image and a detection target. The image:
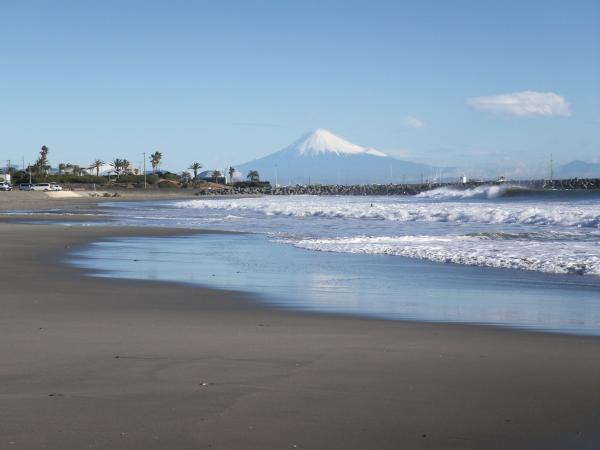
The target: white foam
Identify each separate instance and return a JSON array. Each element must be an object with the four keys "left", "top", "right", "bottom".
[
  {"left": 289, "top": 235, "right": 600, "bottom": 276},
  {"left": 114, "top": 195, "right": 600, "bottom": 276},
  {"left": 174, "top": 197, "right": 600, "bottom": 228},
  {"left": 416, "top": 185, "right": 511, "bottom": 200}
]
